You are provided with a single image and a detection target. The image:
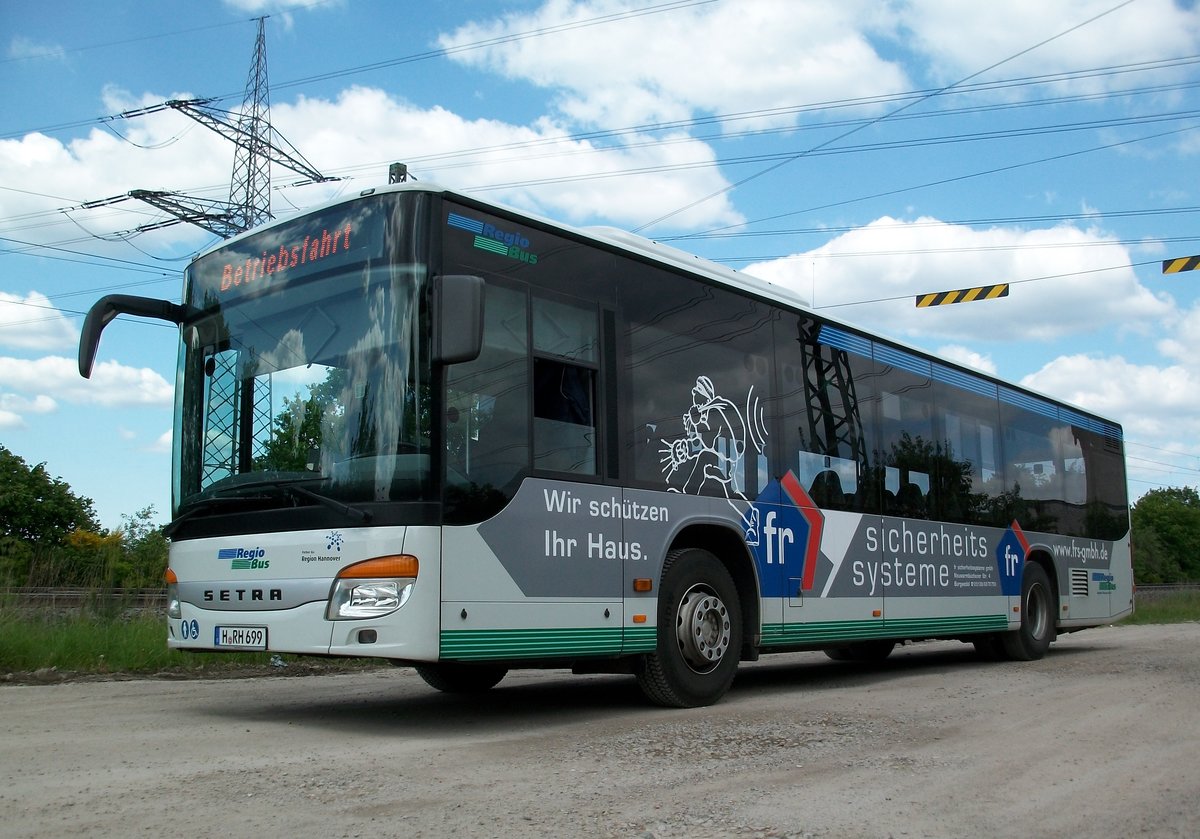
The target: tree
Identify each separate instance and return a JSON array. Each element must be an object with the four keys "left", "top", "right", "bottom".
[
  {"left": 1131, "top": 487, "right": 1200, "bottom": 583},
  {"left": 0, "top": 446, "right": 98, "bottom": 545},
  {"left": 119, "top": 505, "right": 169, "bottom": 588},
  {"left": 1, "top": 446, "right": 101, "bottom": 585},
  {"left": 257, "top": 368, "right": 346, "bottom": 472}
]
